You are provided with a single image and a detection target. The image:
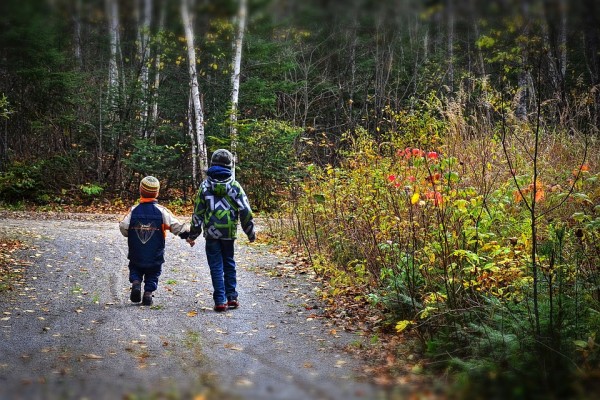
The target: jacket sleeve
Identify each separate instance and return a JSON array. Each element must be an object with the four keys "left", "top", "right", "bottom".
[
  {"left": 234, "top": 183, "right": 255, "bottom": 241},
  {"left": 159, "top": 205, "right": 190, "bottom": 236},
  {"left": 118, "top": 207, "right": 134, "bottom": 237},
  {"left": 188, "top": 188, "right": 205, "bottom": 240}
]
